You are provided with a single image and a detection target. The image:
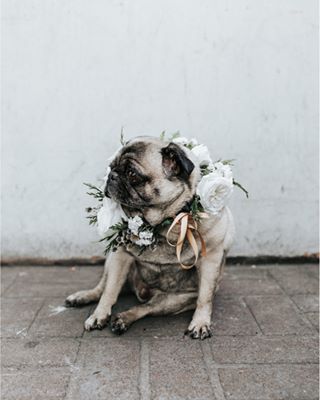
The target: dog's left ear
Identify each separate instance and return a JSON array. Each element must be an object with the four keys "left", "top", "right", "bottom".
[{"left": 161, "top": 143, "right": 195, "bottom": 180}]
